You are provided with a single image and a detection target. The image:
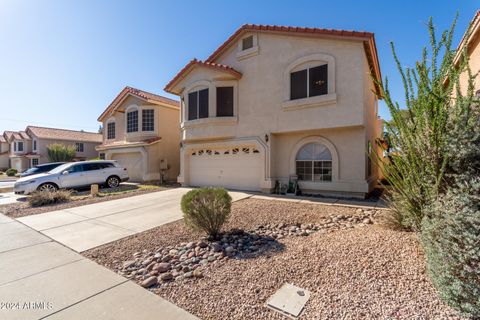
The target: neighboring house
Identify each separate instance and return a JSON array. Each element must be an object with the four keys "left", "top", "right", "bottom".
[
  {"left": 3, "top": 126, "right": 102, "bottom": 172},
  {"left": 96, "top": 86, "right": 180, "bottom": 182},
  {"left": 454, "top": 10, "right": 480, "bottom": 97},
  {"left": 0, "top": 135, "right": 9, "bottom": 170},
  {"left": 165, "top": 24, "right": 383, "bottom": 198},
  {"left": 4, "top": 130, "right": 32, "bottom": 172}
]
